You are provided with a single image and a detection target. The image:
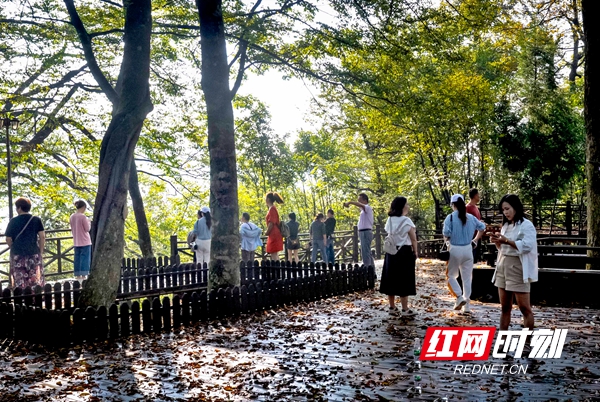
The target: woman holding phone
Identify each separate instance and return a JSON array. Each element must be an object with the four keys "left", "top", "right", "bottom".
[{"left": 490, "top": 194, "right": 538, "bottom": 331}]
